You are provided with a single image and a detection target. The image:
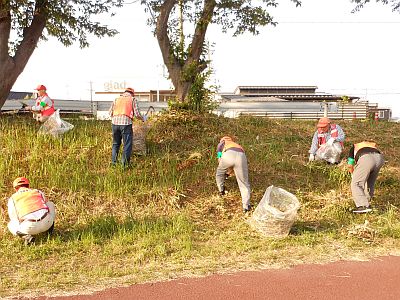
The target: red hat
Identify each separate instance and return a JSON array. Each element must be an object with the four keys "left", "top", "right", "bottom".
[
  {"left": 35, "top": 85, "right": 47, "bottom": 91},
  {"left": 317, "top": 117, "right": 331, "bottom": 128},
  {"left": 125, "top": 87, "right": 135, "bottom": 96},
  {"left": 13, "top": 177, "right": 30, "bottom": 189}
]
